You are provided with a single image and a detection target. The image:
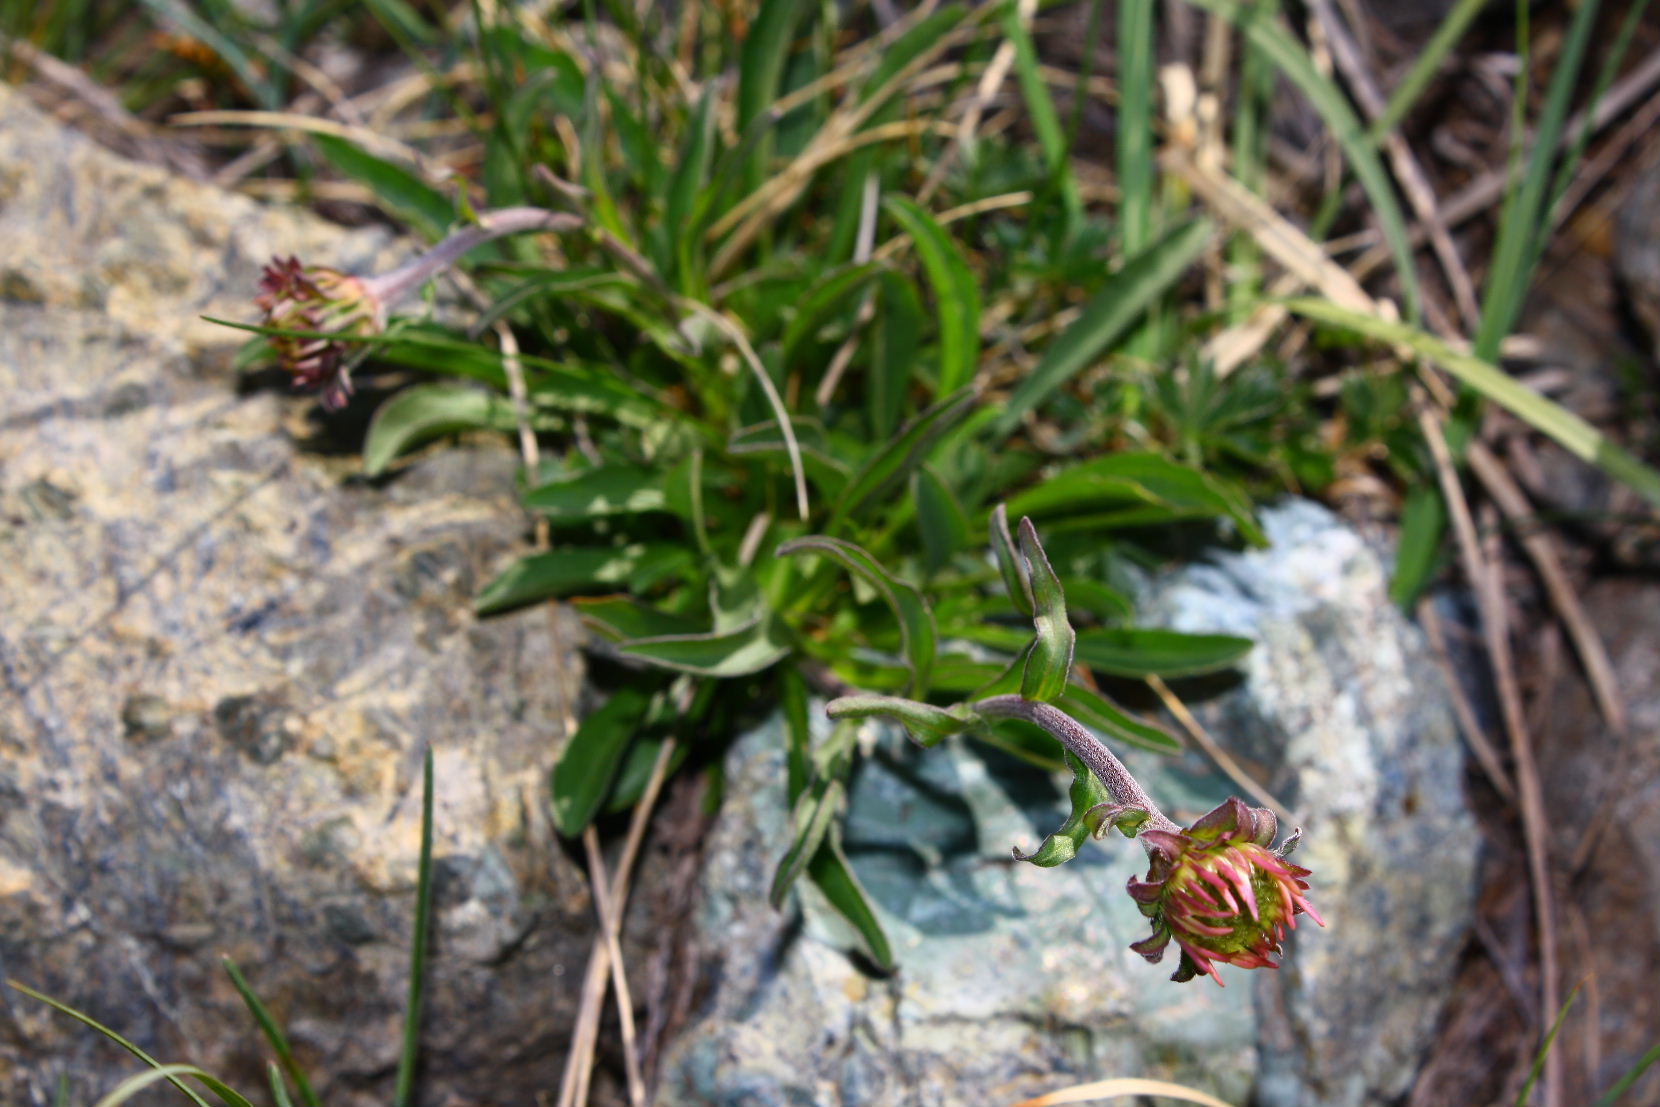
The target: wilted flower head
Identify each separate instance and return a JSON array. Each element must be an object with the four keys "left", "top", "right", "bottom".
[
  {"left": 255, "top": 256, "right": 385, "bottom": 409},
  {"left": 1127, "top": 796, "right": 1323, "bottom": 986}
]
